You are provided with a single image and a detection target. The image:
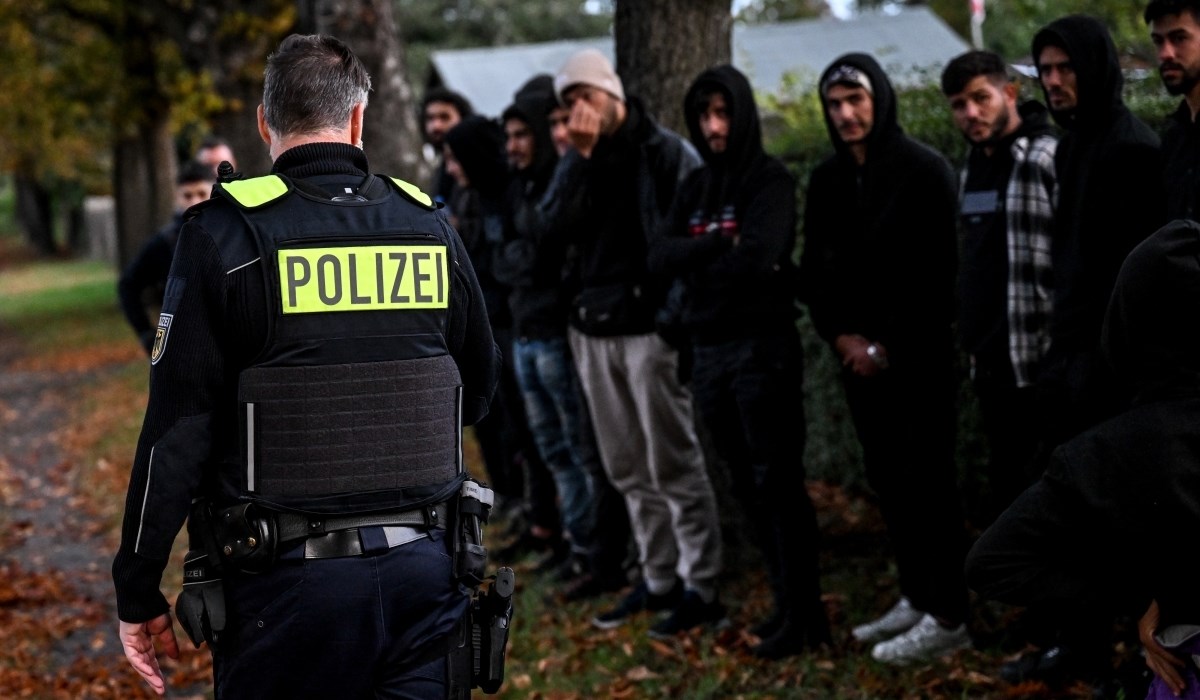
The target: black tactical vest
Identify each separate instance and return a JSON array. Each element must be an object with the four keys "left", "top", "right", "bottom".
[{"left": 219, "top": 174, "right": 464, "bottom": 515}]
